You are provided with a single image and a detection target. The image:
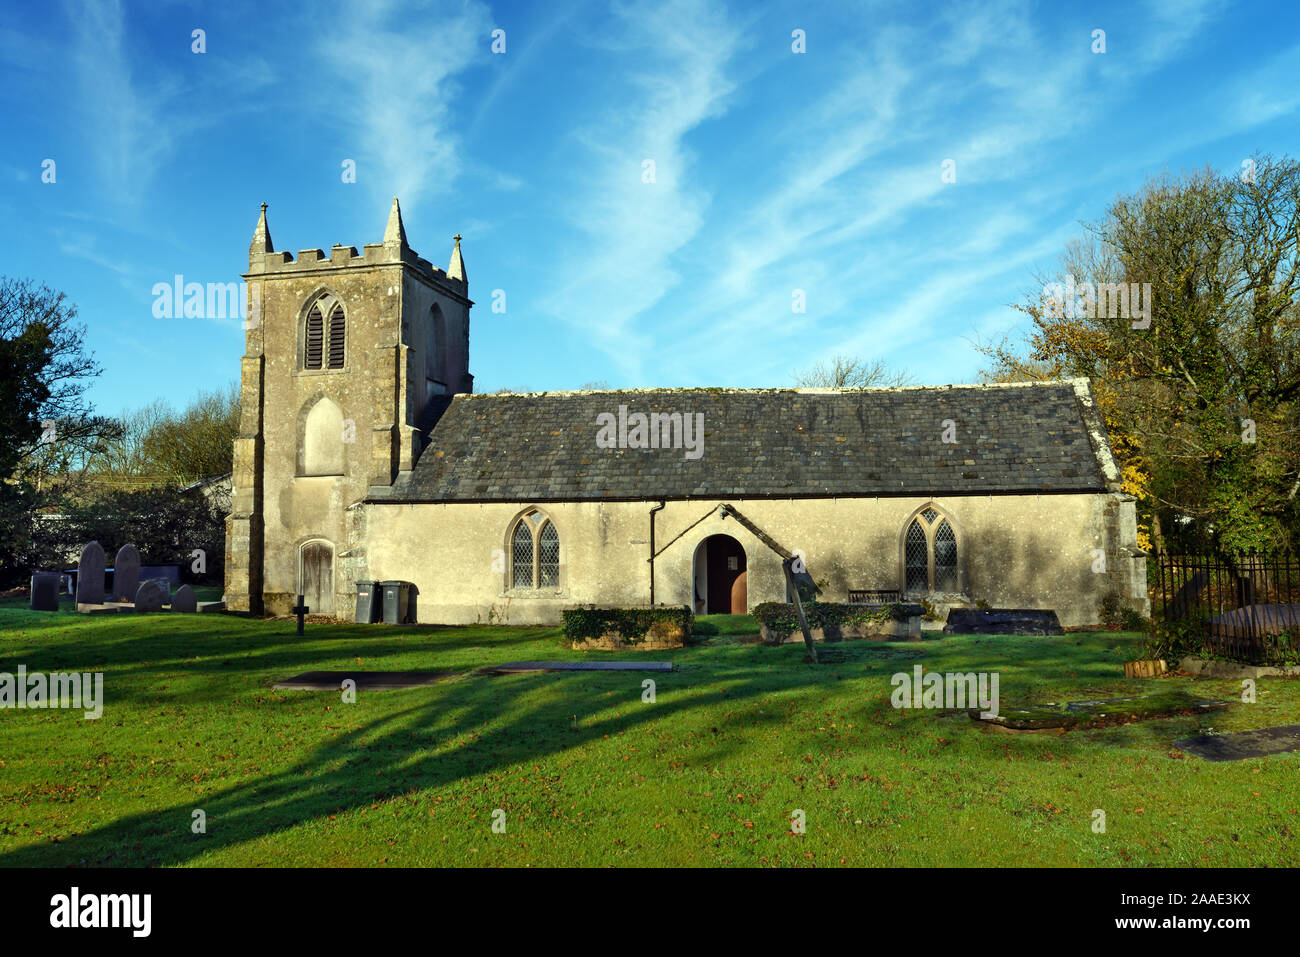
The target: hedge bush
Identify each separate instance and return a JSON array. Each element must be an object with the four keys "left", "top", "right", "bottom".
[
  {"left": 16, "top": 483, "right": 227, "bottom": 586},
  {"left": 752, "top": 601, "right": 913, "bottom": 635},
  {"left": 562, "top": 605, "right": 693, "bottom": 645}
]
